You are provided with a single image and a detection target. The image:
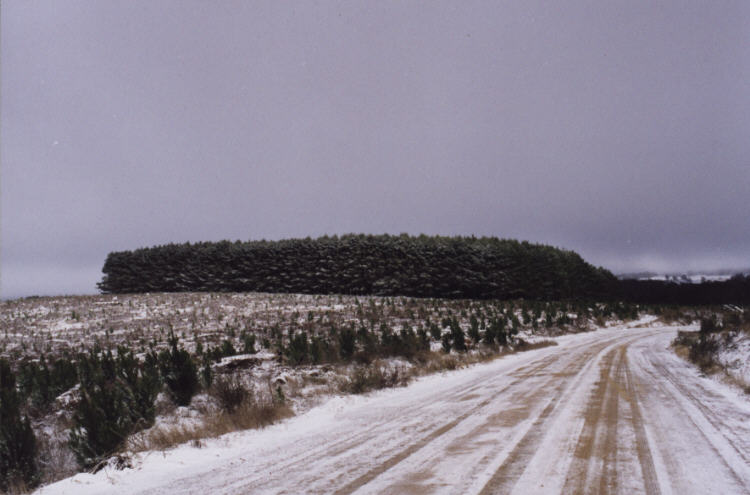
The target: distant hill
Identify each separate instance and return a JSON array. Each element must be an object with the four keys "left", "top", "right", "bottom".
[
  {"left": 98, "top": 234, "right": 615, "bottom": 300},
  {"left": 617, "top": 268, "right": 750, "bottom": 284}
]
